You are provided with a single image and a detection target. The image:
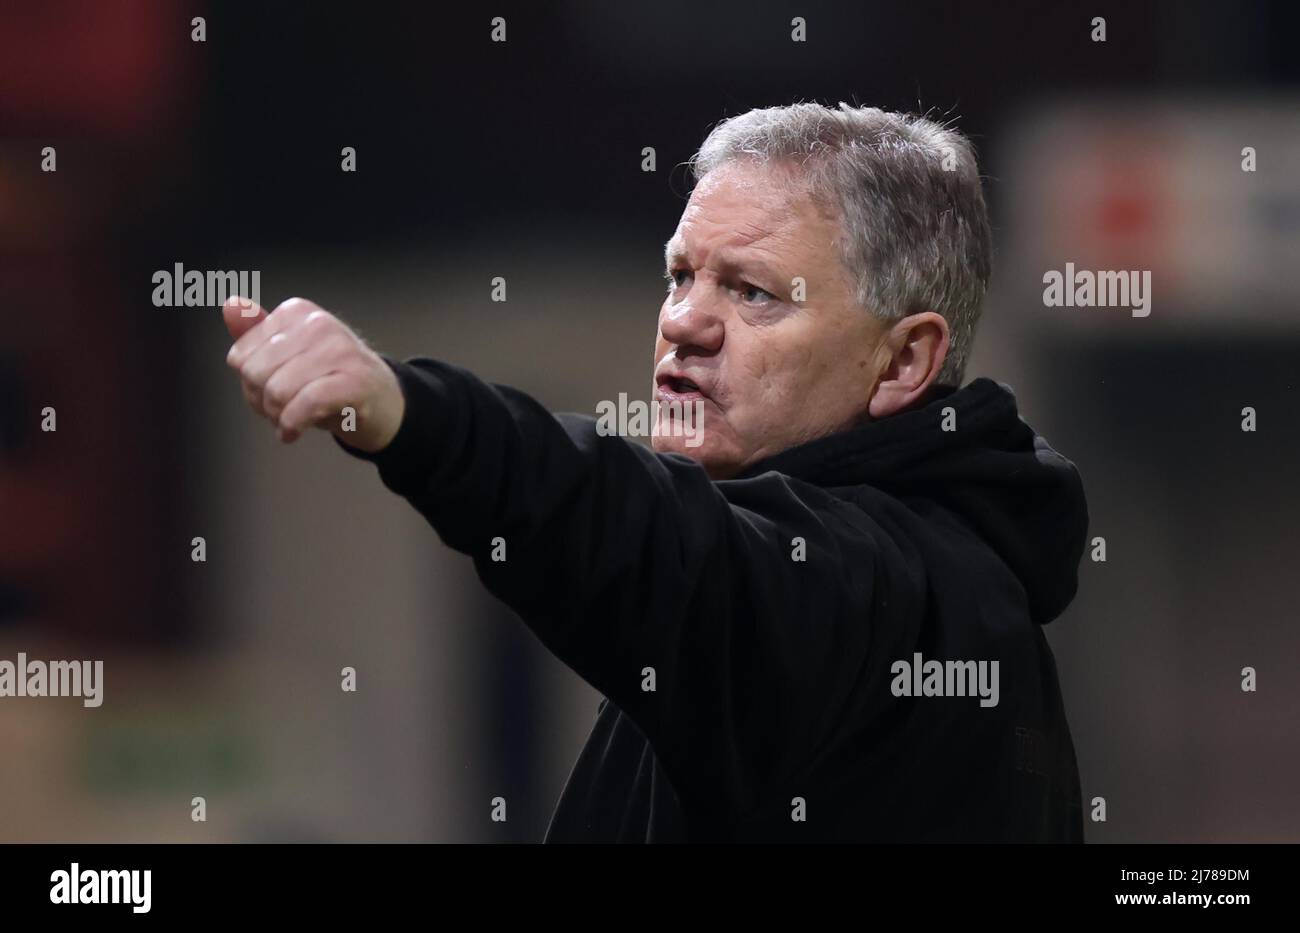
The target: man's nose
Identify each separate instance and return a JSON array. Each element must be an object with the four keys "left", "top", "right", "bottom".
[{"left": 659, "top": 296, "right": 724, "bottom": 354}]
